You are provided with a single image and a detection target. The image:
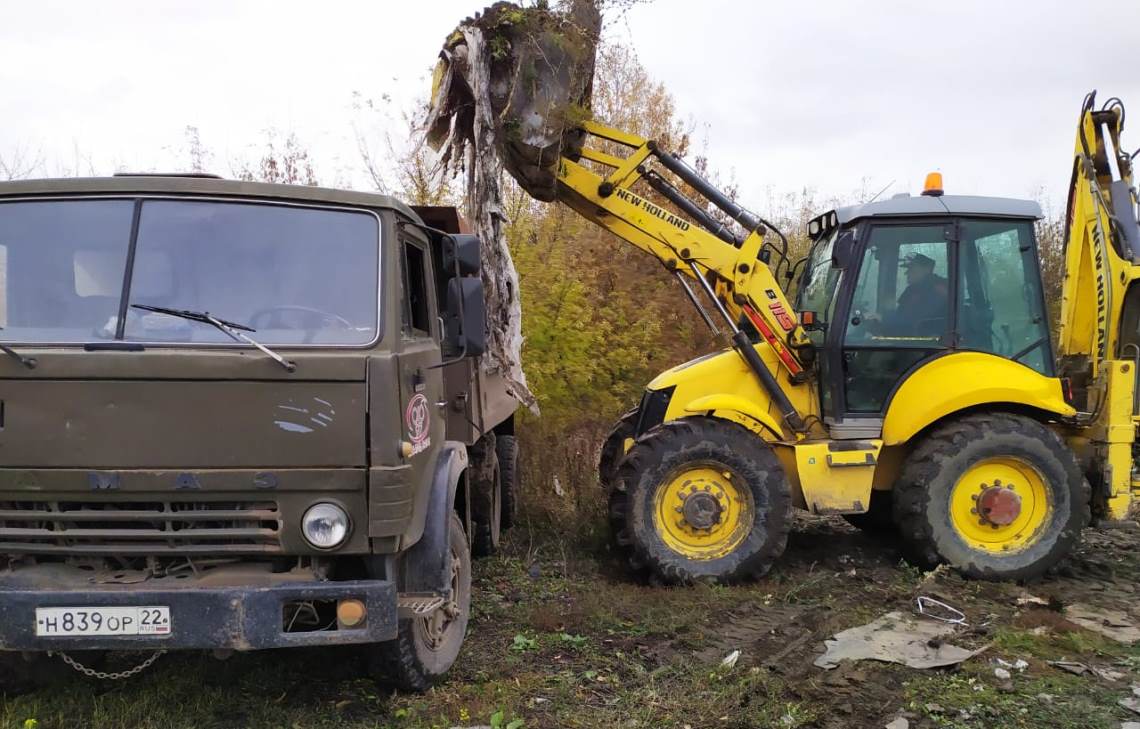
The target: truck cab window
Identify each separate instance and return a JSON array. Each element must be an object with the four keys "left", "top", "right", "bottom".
[
  {"left": 401, "top": 240, "right": 432, "bottom": 337},
  {"left": 0, "top": 200, "right": 135, "bottom": 342}
]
